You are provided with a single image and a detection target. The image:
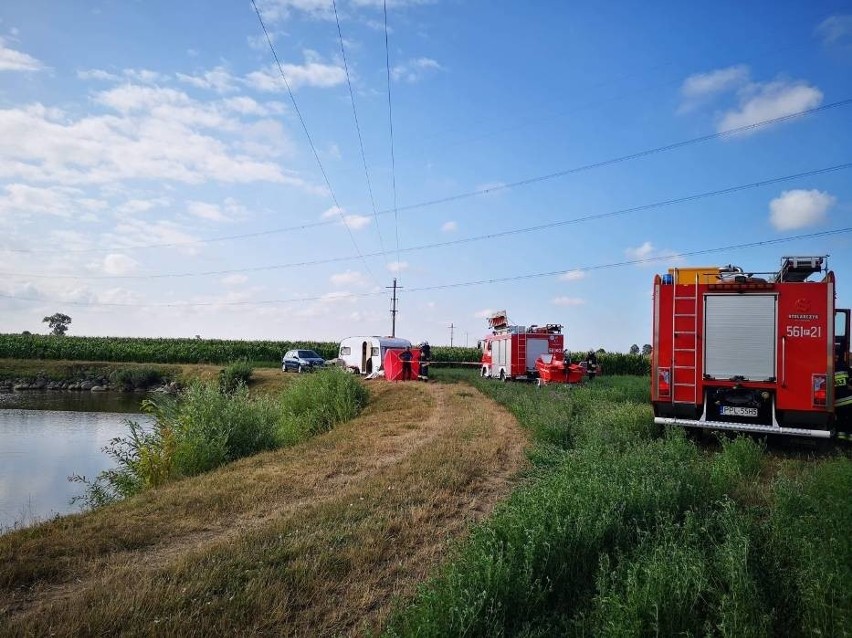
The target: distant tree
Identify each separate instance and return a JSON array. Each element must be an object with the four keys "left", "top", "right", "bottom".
[
  {"left": 642, "top": 344, "right": 652, "bottom": 356},
  {"left": 21, "top": 330, "right": 31, "bottom": 336},
  {"left": 629, "top": 344, "right": 640, "bottom": 355},
  {"left": 596, "top": 348, "right": 606, "bottom": 354},
  {"left": 43, "top": 312, "right": 72, "bottom": 336}
]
